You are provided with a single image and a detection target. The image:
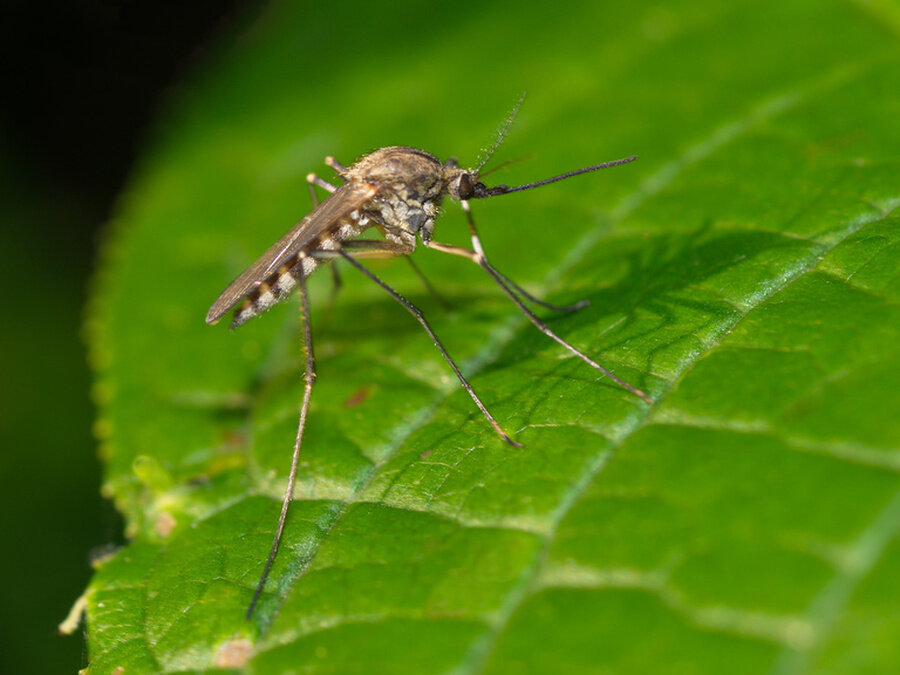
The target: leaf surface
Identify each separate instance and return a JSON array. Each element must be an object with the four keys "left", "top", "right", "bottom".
[{"left": 85, "top": 0, "right": 900, "bottom": 672}]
